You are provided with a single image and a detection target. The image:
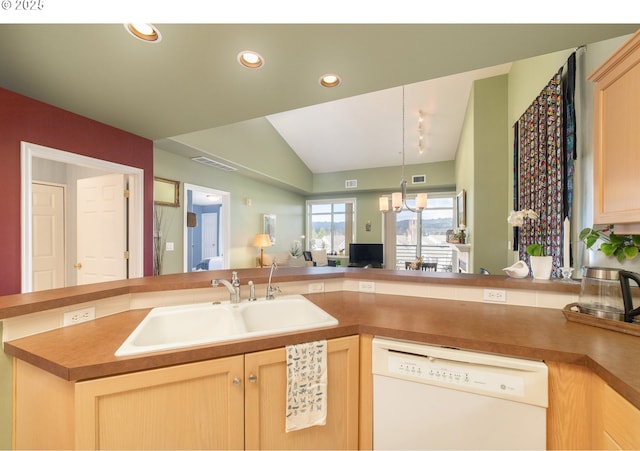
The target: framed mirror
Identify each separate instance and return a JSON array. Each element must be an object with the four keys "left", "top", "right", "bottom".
[
  {"left": 456, "top": 190, "right": 466, "bottom": 228},
  {"left": 154, "top": 177, "right": 180, "bottom": 207}
]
